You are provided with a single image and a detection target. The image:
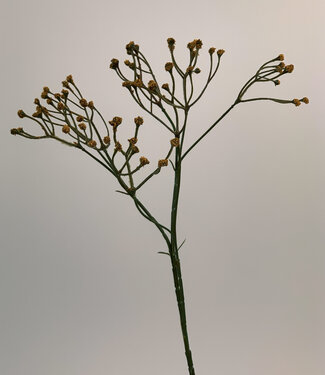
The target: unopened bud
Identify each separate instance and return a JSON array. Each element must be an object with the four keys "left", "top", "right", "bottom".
[
  {"left": 158, "top": 159, "right": 168, "bottom": 167},
  {"left": 62, "top": 124, "right": 70, "bottom": 133}
]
